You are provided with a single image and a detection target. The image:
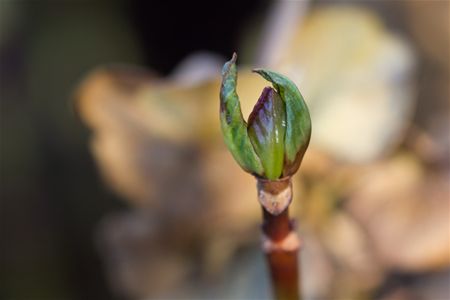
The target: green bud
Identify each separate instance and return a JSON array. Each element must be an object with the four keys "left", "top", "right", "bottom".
[
  {"left": 252, "top": 68, "right": 311, "bottom": 177},
  {"left": 220, "top": 53, "right": 311, "bottom": 179},
  {"left": 247, "top": 87, "right": 286, "bottom": 180}
]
